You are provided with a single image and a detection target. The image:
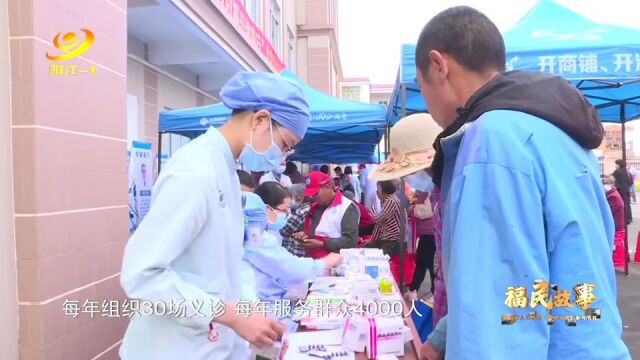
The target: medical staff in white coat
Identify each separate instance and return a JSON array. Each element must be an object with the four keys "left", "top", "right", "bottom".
[
  {"left": 119, "top": 71, "right": 311, "bottom": 359},
  {"left": 259, "top": 163, "right": 293, "bottom": 187},
  {"left": 244, "top": 182, "right": 342, "bottom": 303}
]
